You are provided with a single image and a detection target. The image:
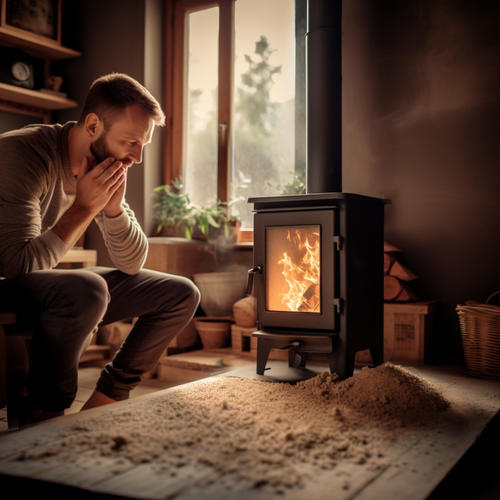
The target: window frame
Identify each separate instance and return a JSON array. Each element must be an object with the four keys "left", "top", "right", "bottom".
[
  {"left": 163, "top": 0, "right": 305, "bottom": 242},
  {"left": 164, "top": 0, "right": 234, "bottom": 204}
]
